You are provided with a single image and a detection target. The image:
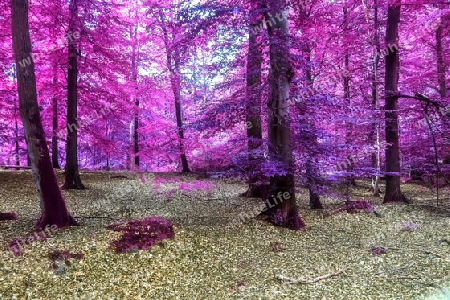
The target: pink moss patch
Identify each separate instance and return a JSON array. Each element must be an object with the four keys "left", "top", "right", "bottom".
[{"left": 106, "top": 216, "right": 175, "bottom": 253}]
